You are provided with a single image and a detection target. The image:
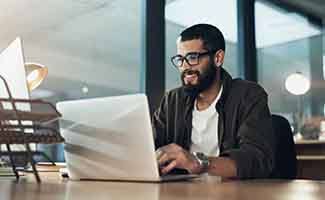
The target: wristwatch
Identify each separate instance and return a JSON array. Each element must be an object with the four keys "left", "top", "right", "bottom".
[{"left": 193, "top": 152, "right": 210, "bottom": 173}]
